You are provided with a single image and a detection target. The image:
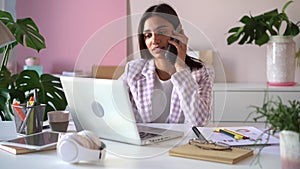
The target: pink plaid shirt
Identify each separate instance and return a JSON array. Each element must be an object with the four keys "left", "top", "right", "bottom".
[{"left": 121, "top": 58, "right": 214, "bottom": 126}]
